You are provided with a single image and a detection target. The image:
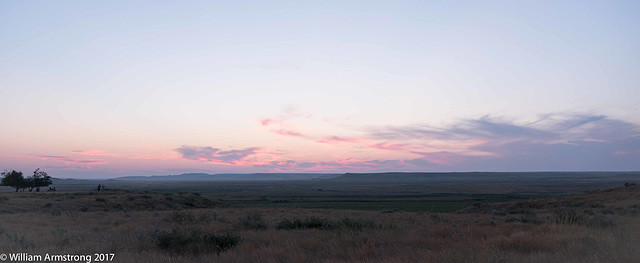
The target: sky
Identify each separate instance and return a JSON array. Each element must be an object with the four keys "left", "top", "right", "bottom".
[{"left": 1, "top": 0, "right": 639, "bottom": 178}]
